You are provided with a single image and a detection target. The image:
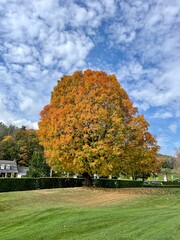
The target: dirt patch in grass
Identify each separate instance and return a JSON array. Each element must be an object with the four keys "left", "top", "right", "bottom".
[{"left": 32, "top": 187, "right": 167, "bottom": 207}]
